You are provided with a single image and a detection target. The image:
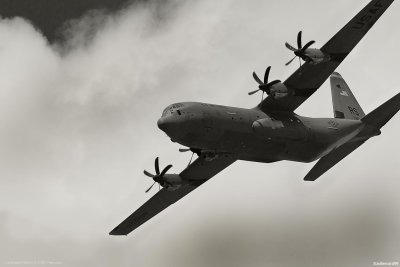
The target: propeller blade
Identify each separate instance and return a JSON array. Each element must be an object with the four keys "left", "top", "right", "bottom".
[
  {"left": 154, "top": 157, "right": 160, "bottom": 175},
  {"left": 285, "top": 56, "right": 297, "bottom": 66},
  {"left": 302, "top": 40, "right": 315, "bottom": 51},
  {"left": 160, "top": 164, "right": 172, "bottom": 177},
  {"left": 285, "top": 42, "right": 297, "bottom": 52},
  {"left": 264, "top": 66, "right": 271, "bottom": 84},
  {"left": 248, "top": 89, "right": 260, "bottom": 95},
  {"left": 297, "top": 31, "right": 302, "bottom": 49},
  {"left": 145, "top": 181, "right": 156, "bottom": 193},
  {"left": 144, "top": 170, "right": 156, "bottom": 178},
  {"left": 260, "top": 82, "right": 279, "bottom": 93},
  {"left": 265, "top": 80, "right": 281, "bottom": 88},
  {"left": 179, "top": 148, "right": 191, "bottom": 152},
  {"left": 252, "top": 72, "right": 263, "bottom": 85}
]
